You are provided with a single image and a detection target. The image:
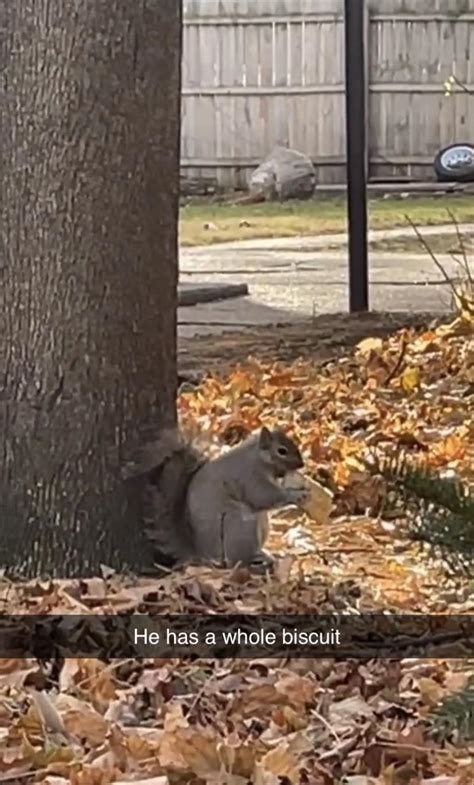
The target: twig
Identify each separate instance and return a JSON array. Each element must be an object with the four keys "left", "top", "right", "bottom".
[
  {"left": 317, "top": 546, "right": 376, "bottom": 554},
  {"left": 404, "top": 216, "right": 459, "bottom": 300},
  {"left": 0, "top": 770, "right": 37, "bottom": 783},
  {"left": 451, "top": 75, "right": 474, "bottom": 96},
  {"left": 426, "top": 207, "right": 474, "bottom": 314},
  {"left": 375, "top": 739, "right": 448, "bottom": 755},
  {"left": 57, "top": 586, "right": 92, "bottom": 614},
  {"left": 318, "top": 732, "right": 361, "bottom": 761},
  {"left": 384, "top": 333, "right": 408, "bottom": 385},
  {"left": 73, "top": 657, "right": 138, "bottom": 692},
  {"left": 311, "top": 707, "right": 342, "bottom": 744},
  {"left": 446, "top": 208, "right": 474, "bottom": 286},
  {"left": 188, "top": 671, "right": 217, "bottom": 716},
  {"left": 449, "top": 253, "right": 470, "bottom": 278}
]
